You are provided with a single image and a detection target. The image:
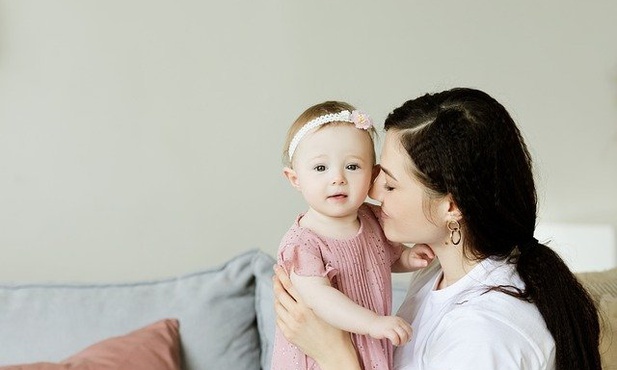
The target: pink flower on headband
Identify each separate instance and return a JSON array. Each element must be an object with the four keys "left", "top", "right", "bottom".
[{"left": 350, "top": 110, "right": 373, "bottom": 130}]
